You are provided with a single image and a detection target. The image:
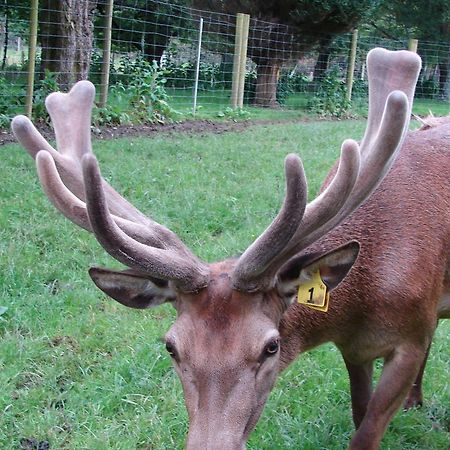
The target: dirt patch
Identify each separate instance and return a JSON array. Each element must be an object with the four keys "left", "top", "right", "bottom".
[
  {"left": 49, "top": 335, "right": 78, "bottom": 350},
  {"left": 1, "top": 118, "right": 303, "bottom": 146},
  {"left": 20, "top": 438, "right": 50, "bottom": 450}
]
